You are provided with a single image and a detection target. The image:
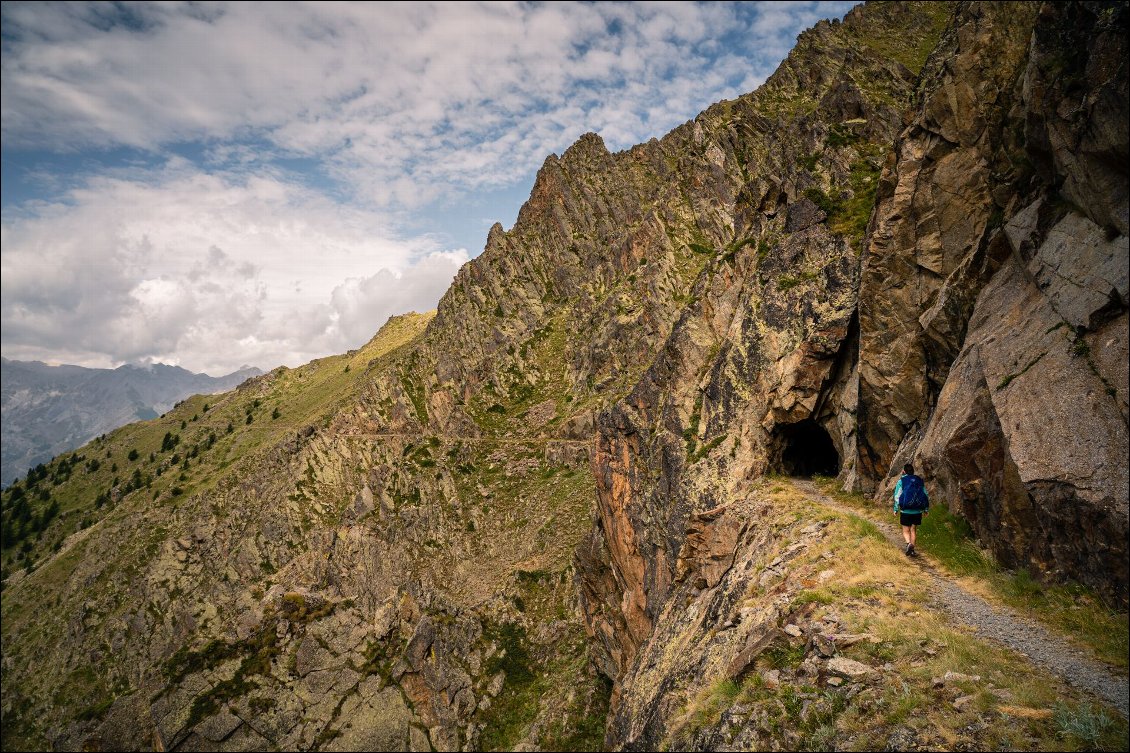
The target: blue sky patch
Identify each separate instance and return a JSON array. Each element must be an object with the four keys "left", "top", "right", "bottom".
[{"left": 1, "top": 1, "right": 857, "bottom": 374}]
